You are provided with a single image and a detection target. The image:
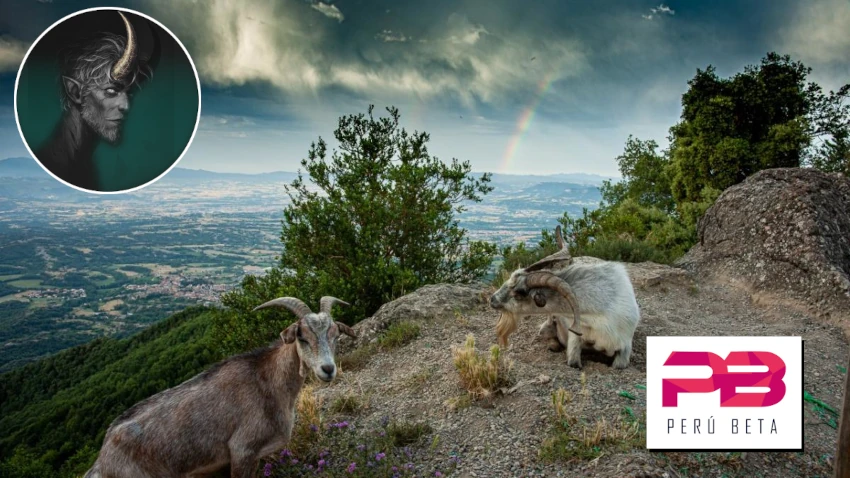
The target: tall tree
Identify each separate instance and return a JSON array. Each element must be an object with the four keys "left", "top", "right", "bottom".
[
  {"left": 667, "top": 53, "right": 848, "bottom": 202},
  {"left": 599, "top": 135, "right": 675, "bottom": 214},
  {"left": 216, "top": 106, "right": 496, "bottom": 354}
]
